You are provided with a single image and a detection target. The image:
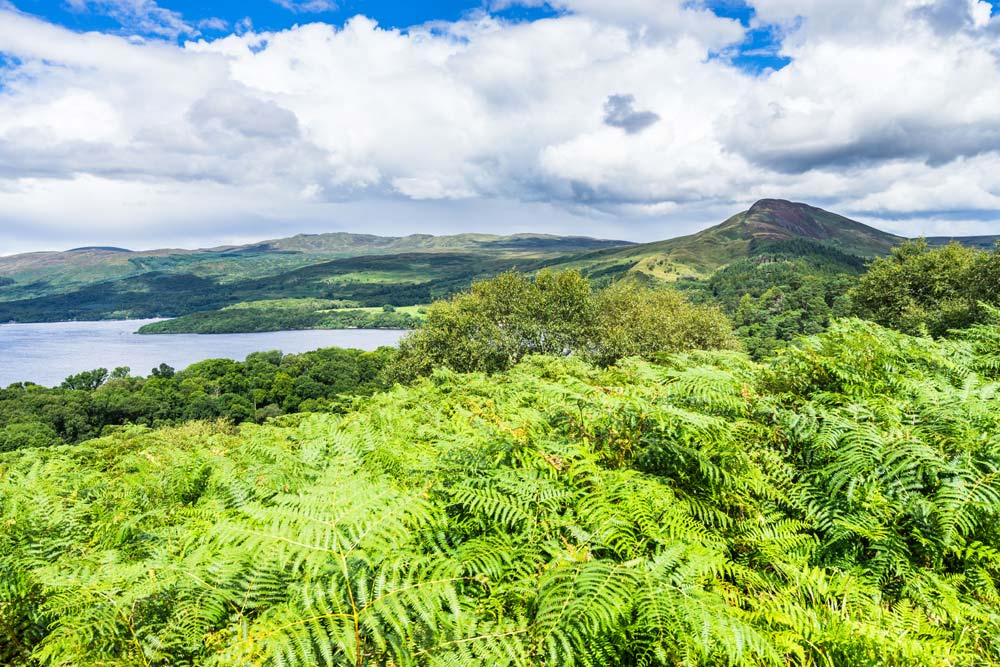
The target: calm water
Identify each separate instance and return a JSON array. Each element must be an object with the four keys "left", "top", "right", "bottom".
[{"left": 0, "top": 320, "right": 407, "bottom": 387}]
